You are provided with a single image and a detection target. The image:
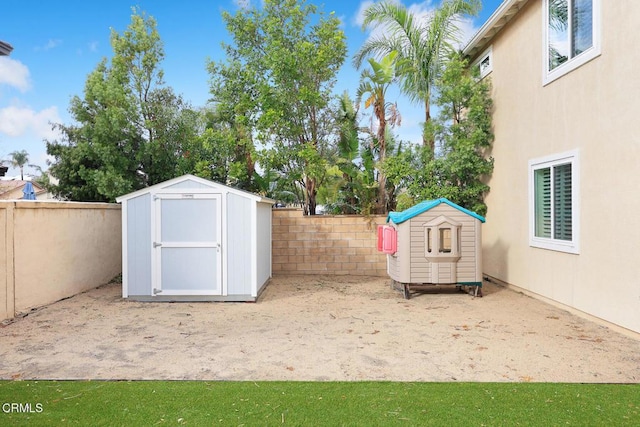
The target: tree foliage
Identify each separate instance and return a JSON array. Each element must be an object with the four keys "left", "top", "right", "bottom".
[
  {"left": 204, "top": 59, "right": 260, "bottom": 191},
  {"left": 214, "top": 0, "right": 347, "bottom": 214},
  {"left": 46, "top": 9, "right": 196, "bottom": 202},
  {"left": 354, "top": 0, "right": 480, "bottom": 152},
  {"left": 9, "top": 149, "right": 29, "bottom": 180},
  {"left": 384, "top": 53, "right": 494, "bottom": 216},
  {"left": 356, "top": 51, "right": 403, "bottom": 213},
  {"left": 322, "top": 92, "right": 378, "bottom": 215}
]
